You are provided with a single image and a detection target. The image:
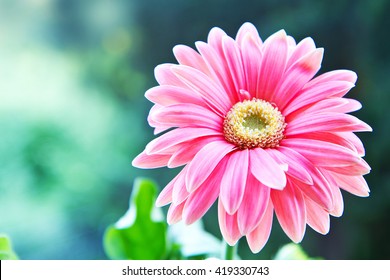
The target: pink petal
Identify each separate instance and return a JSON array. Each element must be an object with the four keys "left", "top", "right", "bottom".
[
  {"left": 235, "top": 22, "right": 263, "bottom": 47},
  {"left": 171, "top": 65, "right": 231, "bottom": 115},
  {"left": 183, "top": 159, "right": 228, "bottom": 224},
  {"left": 282, "top": 138, "right": 362, "bottom": 167},
  {"left": 145, "top": 85, "right": 205, "bottom": 107},
  {"left": 241, "top": 33, "right": 263, "bottom": 97},
  {"left": 239, "top": 89, "right": 252, "bottom": 99},
  {"left": 306, "top": 69, "right": 357, "bottom": 86},
  {"left": 172, "top": 166, "right": 190, "bottom": 205},
  {"left": 319, "top": 169, "right": 344, "bottom": 217},
  {"left": 271, "top": 182, "right": 306, "bottom": 243},
  {"left": 287, "top": 35, "right": 297, "bottom": 49},
  {"left": 308, "top": 98, "right": 361, "bottom": 115},
  {"left": 291, "top": 175, "right": 334, "bottom": 212},
  {"left": 330, "top": 190, "right": 344, "bottom": 217},
  {"left": 173, "top": 44, "right": 210, "bottom": 74},
  {"left": 267, "top": 148, "right": 313, "bottom": 185},
  {"left": 256, "top": 30, "right": 288, "bottom": 101},
  {"left": 147, "top": 105, "right": 172, "bottom": 135},
  {"left": 325, "top": 178, "right": 344, "bottom": 217},
  {"left": 145, "top": 127, "right": 220, "bottom": 155},
  {"left": 286, "top": 113, "right": 372, "bottom": 135},
  {"left": 148, "top": 104, "right": 163, "bottom": 125},
  {"left": 168, "top": 136, "right": 224, "bottom": 168},
  {"left": 167, "top": 201, "right": 185, "bottom": 224},
  {"left": 276, "top": 48, "right": 324, "bottom": 110},
  {"left": 132, "top": 151, "right": 171, "bottom": 169},
  {"left": 222, "top": 36, "right": 246, "bottom": 95},
  {"left": 305, "top": 198, "right": 330, "bottom": 235},
  {"left": 283, "top": 81, "right": 355, "bottom": 116},
  {"left": 324, "top": 158, "right": 371, "bottom": 176},
  {"left": 286, "top": 98, "right": 362, "bottom": 121},
  {"left": 337, "top": 132, "right": 365, "bottom": 156},
  {"left": 250, "top": 148, "right": 287, "bottom": 190},
  {"left": 155, "top": 177, "right": 176, "bottom": 207},
  {"left": 154, "top": 63, "right": 187, "bottom": 87},
  {"left": 195, "top": 41, "right": 238, "bottom": 104},
  {"left": 246, "top": 200, "right": 274, "bottom": 253},
  {"left": 185, "top": 140, "right": 234, "bottom": 192},
  {"left": 218, "top": 199, "right": 242, "bottom": 246},
  {"left": 287, "top": 132, "right": 359, "bottom": 155},
  {"left": 286, "top": 37, "right": 316, "bottom": 69},
  {"left": 331, "top": 172, "right": 370, "bottom": 197},
  {"left": 277, "top": 146, "right": 334, "bottom": 211},
  {"left": 237, "top": 172, "right": 270, "bottom": 235},
  {"left": 207, "top": 31, "right": 244, "bottom": 103},
  {"left": 150, "top": 103, "right": 222, "bottom": 129},
  {"left": 220, "top": 149, "right": 249, "bottom": 215},
  {"left": 207, "top": 27, "right": 227, "bottom": 52}
]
